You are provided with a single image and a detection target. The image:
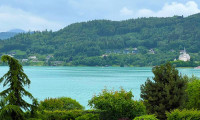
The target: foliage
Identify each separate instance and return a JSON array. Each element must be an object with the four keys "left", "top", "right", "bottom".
[
  {"left": 29, "top": 98, "right": 39, "bottom": 118},
  {"left": 88, "top": 88, "right": 146, "bottom": 120},
  {"left": 166, "top": 109, "right": 200, "bottom": 120},
  {"left": 39, "top": 97, "right": 84, "bottom": 111},
  {"left": 40, "top": 110, "right": 82, "bottom": 120},
  {"left": 75, "top": 113, "right": 99, "bottom": 120},
  {"left": 170, "top": 60, "right": 197, "bottom": 67},
  {"left": 185, "top": 76, "right": 200, "bottom": 109},
  {"left": 133, "top": 115, "right": 158, "bottom": 120},
  {"left": 0, "top": 105, "right": 25, "bottom": 120},
  {"left": 140, "top": 62, "right": 187, "bottom": 120},
  {"left": 0, "top": 55, "right": 35, "bottom": 120},
  {"left": 37, "top": 110, "right": 100, "bottom": 120}
]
